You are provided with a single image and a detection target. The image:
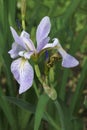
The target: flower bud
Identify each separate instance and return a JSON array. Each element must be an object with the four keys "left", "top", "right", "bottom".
[{"left": 43, "top": 85, "right": 57, "bottom": 100}]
